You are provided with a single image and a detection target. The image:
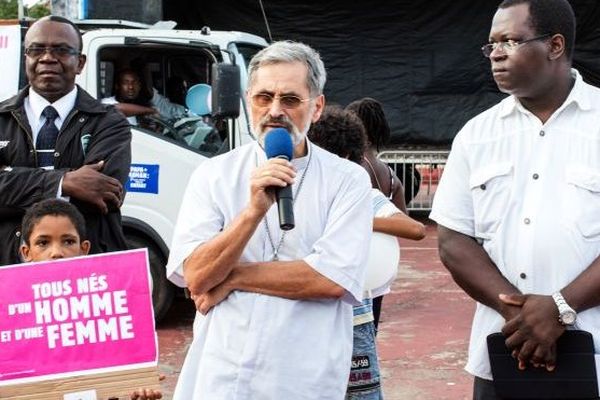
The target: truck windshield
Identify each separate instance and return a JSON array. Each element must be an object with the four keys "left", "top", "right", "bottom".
[
  {"left": 235, "top": 44, "right": 263, "bottom": 69},
  {"left": 97, "top": 44, "right": 227, "bottom": 157}
]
